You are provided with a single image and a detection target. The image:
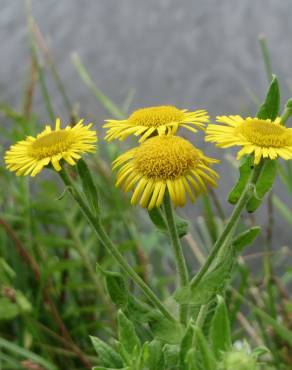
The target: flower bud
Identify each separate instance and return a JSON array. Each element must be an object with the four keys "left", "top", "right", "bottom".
[{"left": 220, "top": 350, "right": 259, "bottom": 370}]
